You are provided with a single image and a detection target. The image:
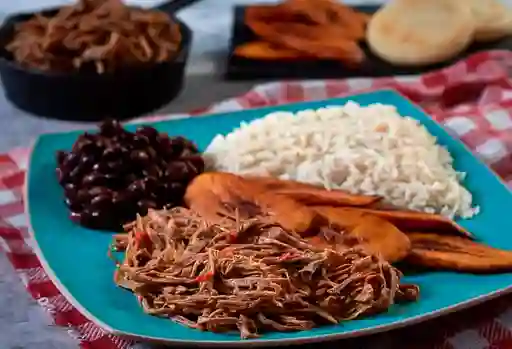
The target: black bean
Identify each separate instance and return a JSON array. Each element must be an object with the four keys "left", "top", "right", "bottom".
[
  {"left": 165, "top": 161, "right": 189, "bottom": 182},
  {"left": 183, "top": 155, "right": 205, "bottom": 174},
  {"left": 180, "top": 148, "right": 195, "bottom": 157},
  {"left": 155, "top": 134, "right": 173, "bottom": 154},
  {"left": 56, "top": 168, "right": 67, "bottom": 184},
  {"left": 63, "top": 183, "right": 78, "bottom": 198},
  {"left": 122, "top": 173, "right": 138, "bottom": 185},
  {"left": 71, "top": 135, "right": 88, "bottom": 152},
  {"left": 131, "top": 134, "right": 150, "bottom": 148},
  {"left": 113, "top": 149, "right": 130, "bottom": 163},
  {"left": 137, "top": 199, "right": 157, "bottom": 215},
  {"left": 102, "top": 146, "right": 123, "bottom": 161},
  {"left": 161, "top": 137, "right": 189, "bottom": 159},
  {"left": 127, "top": 180, "right": 146, "bottom": 196},
  {"left": 78, "top": 208, "right": 104, "bottom": 229},
  {"left": 165, "top": 182, "right": 185, "bottom": 200},
  {"left": 64, "top": 182, "right": 77, "bottom": 192},
  {"left": 84, "top": 208, "right": 101, "bottom": 219},
  {"left": 142, "top": 176, "right": 159, "bottom": 193},
  {"left": 146, "top": 147, "right": 157, "bottom": 160},
  {"left": 170, "top": 182, "right": 185, "bottom": 193},
  {"left": 92, "top": 162, "right": 108, "bottom": 173},
  {"left": 105, "top": 160, "right": 123, "bottom": 173},
  {"left": 154, "top": 157, "right": 168, "bottom": 171},
  {"left": 155, "top": 182, "right": 168, "bottom": 195},
  {"left": 79, "top": 154, "right": 96, "bottom": 170},
  {"left": 185, "top": 142, "right": 199, "bottom": 153},
  {"left": 181, "top": 136, "right": 199, "bottom": 152},
  {"left": 112, "top": 190, "right": 134, "bottom": 205},
  {"left": 142, "top": 164, "right": 162, "bottom": 179},
  {"left": 73, "top": 137, "right": 98, "bottom": 155},
  {"left": 90, "top": 193, "right": 113, "bottom": 210},
  {"left": 168, "top": 137, "right": 185, "bottom": 156},
  {"left": 93, "top": 138, "right": 107, "bottom": 152},
  {"left": 82, "top": 142, "right": 99, "bottom": 156},
  {"left": 62, "top": 152, "right": 80, "bottom": 170},
  {"left": 75, "top": 188, "right": 92, "bottom": 204},
  {"left": 64, "top": 197, "right": 82, "bottom": 211},
  {"left": 56, "top": 151, "right": 67, "bottom": 166},
  {"left": 136, "top": 126, "right": 159, "bottom": 140},
  {"left": 103, "top": 173, "right": 122, "bottom": 189},
  {"left": 69, "top": 166, "right": 84, "bottom": 184},
  {"left": 82, "top": 173, "right": 106, "bottom": 187},
  {"left": 130, "top": 149, "right": 150, "bottom": 164},
  {"left": 88, "top": 186, "right": 111, "bottom": 197},
  {"left": 69, "top": 211, "right": 82, "bottom": 224},
  {"left": 100, "top": 119, "right": 123, "bottom": 137}
]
